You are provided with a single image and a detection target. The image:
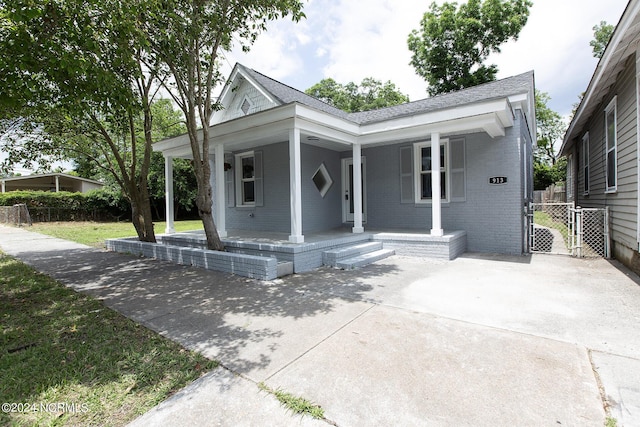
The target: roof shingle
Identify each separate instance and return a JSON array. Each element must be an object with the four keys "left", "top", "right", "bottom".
[{"left": 239, "top": 64, "right": 533, "bottom": 125}]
